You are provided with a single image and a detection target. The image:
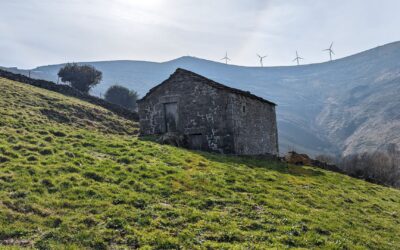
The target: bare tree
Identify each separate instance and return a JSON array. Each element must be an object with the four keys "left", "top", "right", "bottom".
[{"left": 340, "top": 145, "right": 400, "bottom": 188}]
